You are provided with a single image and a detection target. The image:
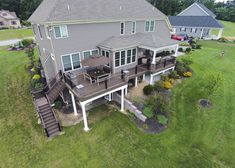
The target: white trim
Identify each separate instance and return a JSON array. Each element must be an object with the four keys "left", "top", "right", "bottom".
[
  {"left": 37, "top": 24, "right": 43, "bottom": 40},
  {"left": 120, "top": 22, "right": 125, "bottom": 35},
  {"left": 61, "top": 52, "right": 81, "bottom": 72},
  {"left": 150, "top": 66, "right": 175, "bottom": 85},
  {"left": 53, "top": 25, "right": 68, "bottom": 39},
  {"left": 131, "top": 21, "right": 136, "bottom": 34},
  {"left": 139, "top": 44, "right": 179, "bottom": 53},
  {"left": 178, "top": 3, "right": 209, "bottom": 16},
  {"left": 45, "top": 25, "right": 51, "bottom": 39}
]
